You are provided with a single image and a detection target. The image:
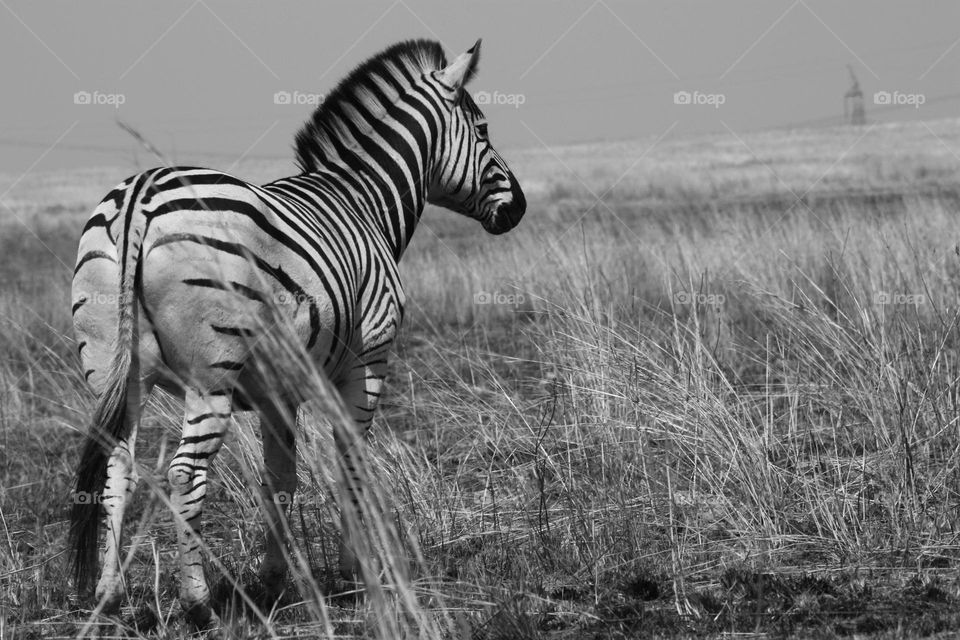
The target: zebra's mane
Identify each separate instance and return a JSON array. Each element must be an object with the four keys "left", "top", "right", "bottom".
[{"left": 294, "top": 39, "right": 448, "bottom": 172}]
